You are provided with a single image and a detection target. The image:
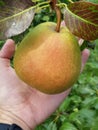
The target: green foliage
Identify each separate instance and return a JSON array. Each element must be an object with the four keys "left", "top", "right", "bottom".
[
  {"left": 85, "top": 0, "right": 98, "bottom": 4},
  {"left": 59, "top": 122, "right": 78, "bottom": 130},
  {"left": 0, "top": 40, "right": 5, "bottom": 48},
  {"left": 0, "top": 0, "right": 5, "bottom": 6}
]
